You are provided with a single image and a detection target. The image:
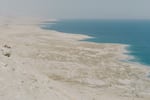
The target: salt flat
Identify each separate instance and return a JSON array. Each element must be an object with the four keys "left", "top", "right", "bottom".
[{"left": 0, "top": 17, "right": 150, "bottom": 100}]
